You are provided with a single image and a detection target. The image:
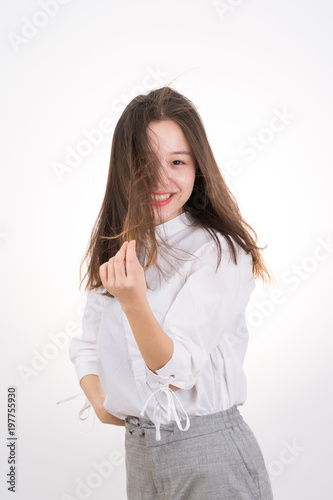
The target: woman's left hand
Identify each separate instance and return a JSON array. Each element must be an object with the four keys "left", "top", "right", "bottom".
[{"left": 99, "top": 240, "right": 147, "bottom": 312}]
